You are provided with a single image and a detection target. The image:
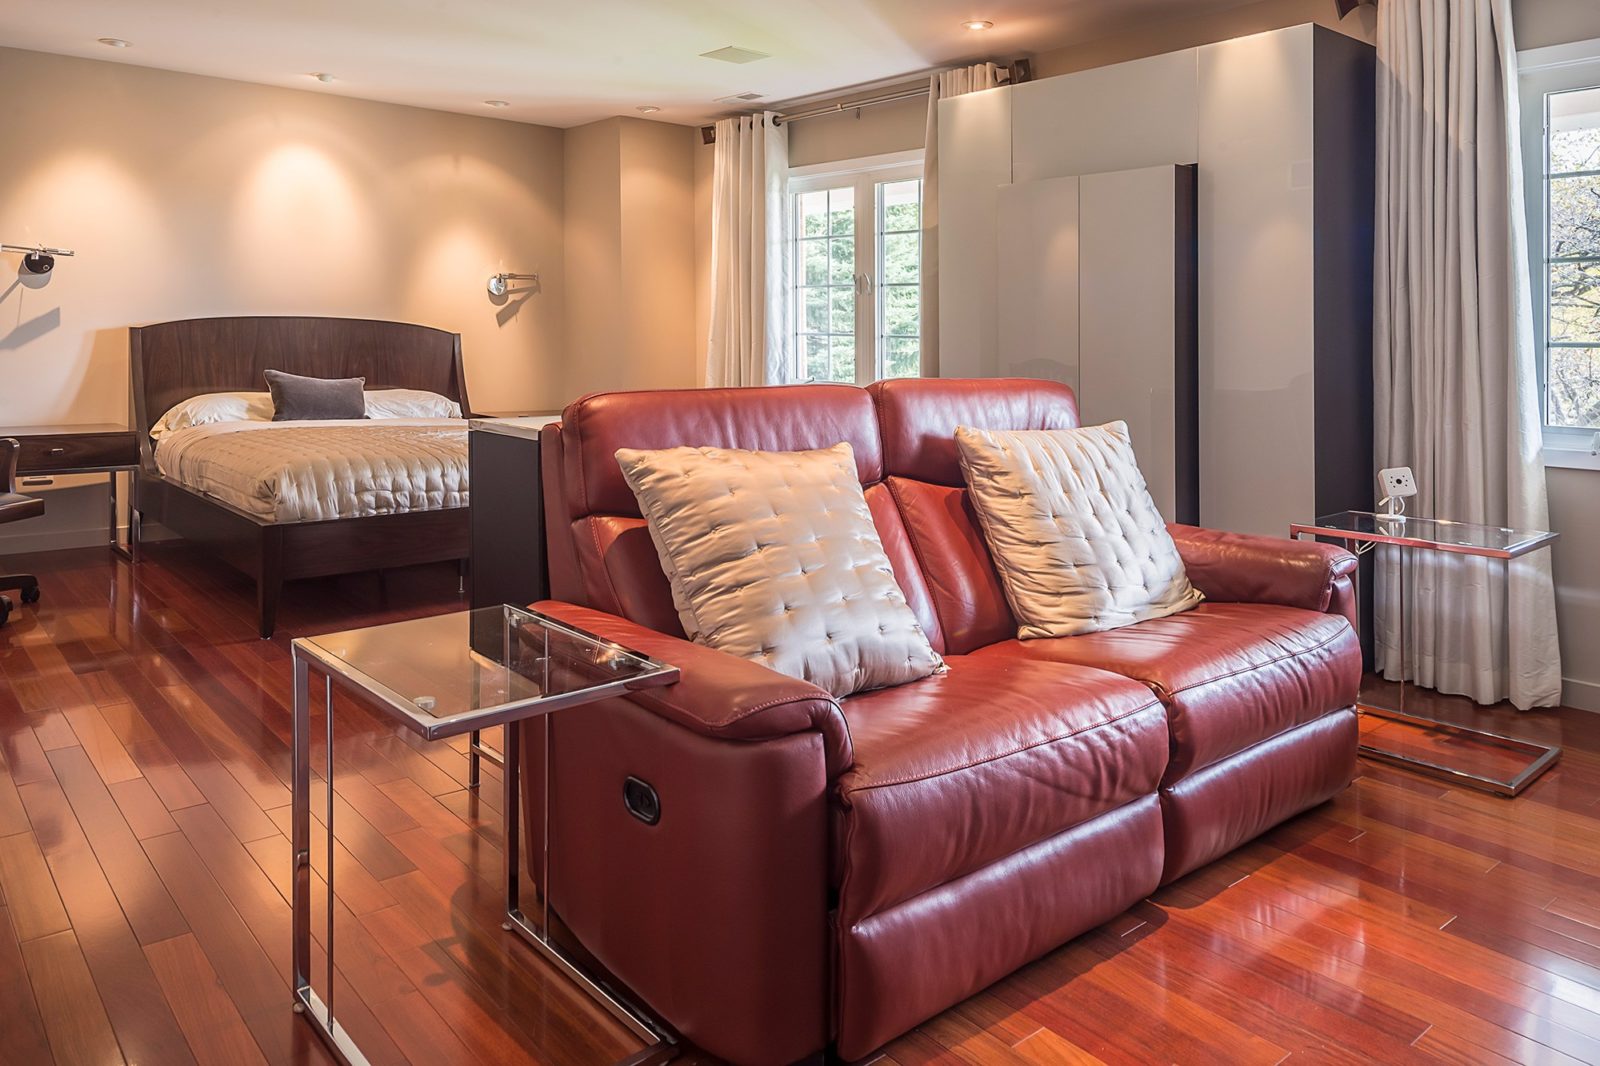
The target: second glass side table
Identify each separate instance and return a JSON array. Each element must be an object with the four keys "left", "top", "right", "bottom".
[
  {"left": 1290, "top": 510, "right": 1560, "bottom": 797},
  {"left": 289, "top": 604, "right": 680, "bottom": 1065}
]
